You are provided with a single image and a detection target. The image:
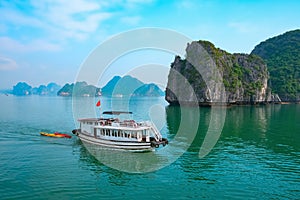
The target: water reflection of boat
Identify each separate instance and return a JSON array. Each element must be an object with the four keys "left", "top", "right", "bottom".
[
  {"left": 72, "top": 111, "right": 168, "bottom": 152},
  {"left": 81, "top": 141, "right": 169, "bottom": 173}
]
